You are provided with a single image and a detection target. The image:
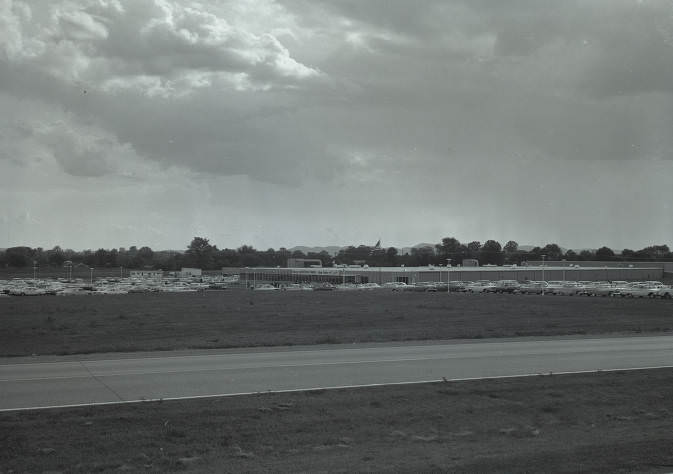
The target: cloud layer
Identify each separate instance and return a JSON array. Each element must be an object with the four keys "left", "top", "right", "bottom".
[{"left": 1, "top": 0, "right": 672, "bottom": 250}]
